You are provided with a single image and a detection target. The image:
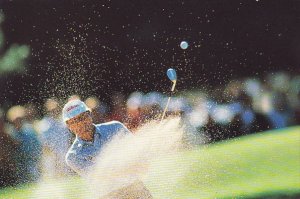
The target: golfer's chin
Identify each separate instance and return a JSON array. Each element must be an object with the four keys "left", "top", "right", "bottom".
[{"left": 70, "top": 127, "right": 86, "bottom": 134}]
